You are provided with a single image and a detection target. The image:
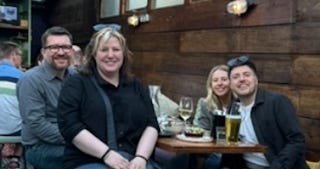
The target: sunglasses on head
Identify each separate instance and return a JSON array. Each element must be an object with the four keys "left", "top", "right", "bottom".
[{"left": 227, "top": 55, "right": 249, "bottom": 67}]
